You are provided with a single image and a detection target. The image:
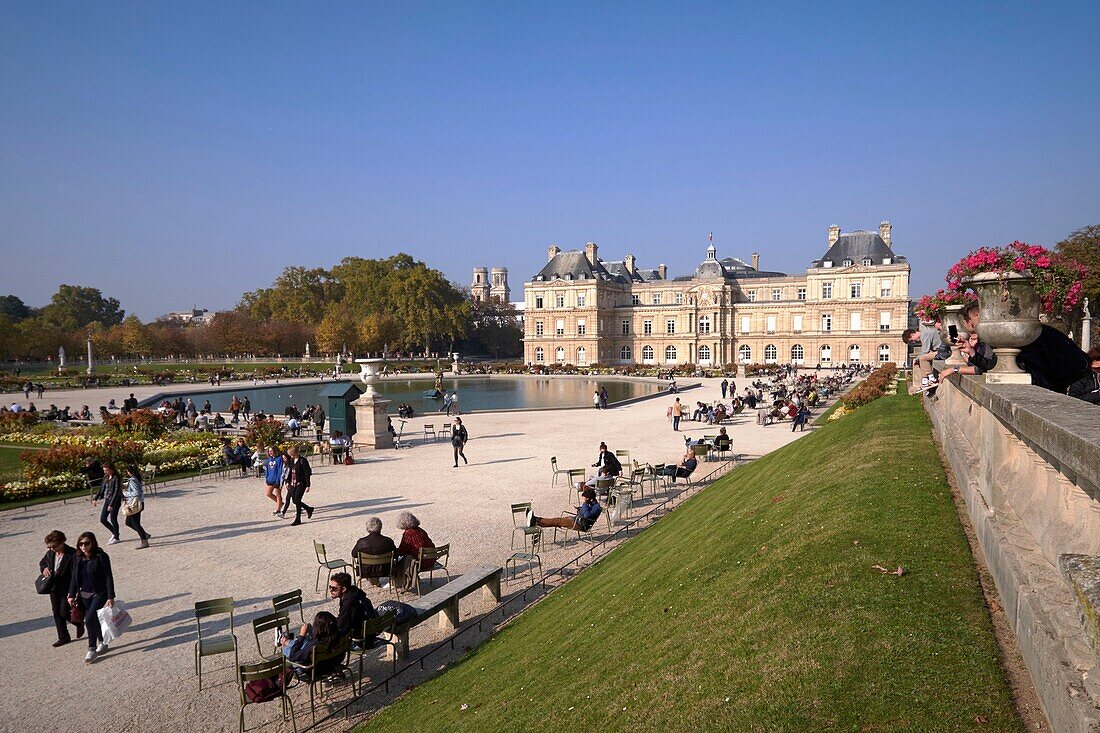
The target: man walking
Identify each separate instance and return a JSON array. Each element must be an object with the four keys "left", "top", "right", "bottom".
[
  {"left": 720, "top": 378, "right": 729, "bottom": 399},
  {"left": 285, "top": 446, "right": 314, "bottom": 526},
  {"left": 451, "top": 416, "right": 469, "bottom": 467}
]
